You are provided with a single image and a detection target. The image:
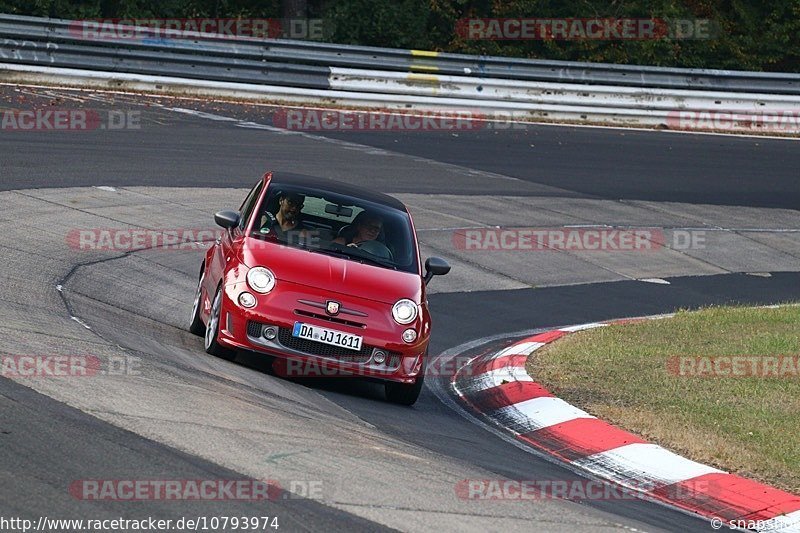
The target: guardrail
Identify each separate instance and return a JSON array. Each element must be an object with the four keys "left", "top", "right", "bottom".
[{"left": 2, "top": 13, "right": 800, "bottom": 132}]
